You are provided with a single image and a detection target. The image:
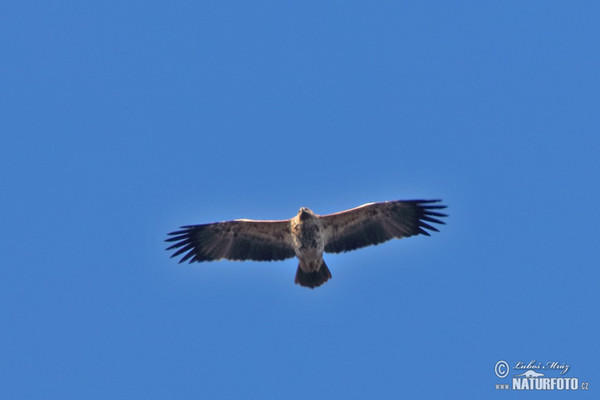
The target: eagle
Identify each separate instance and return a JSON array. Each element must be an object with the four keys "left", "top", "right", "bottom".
[{"left": 165, "top": 199, "right": 447, "bottom": 288}]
